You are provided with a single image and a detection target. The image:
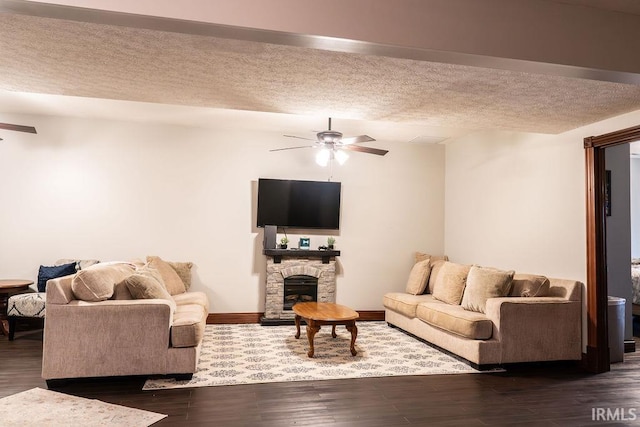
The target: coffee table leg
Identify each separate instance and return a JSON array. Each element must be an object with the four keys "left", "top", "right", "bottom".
[
  {"left": 306, "top": 320, "right": 320, "bottom": 358},
  {"left": 346, "top": 321, "right": 358, "bottom": 356},
  {"left": 294, "top": 314, "right": 301, "bottom": 339},
  {"left": 331, "top": 324, "right": 337, "bottom": 338}
]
